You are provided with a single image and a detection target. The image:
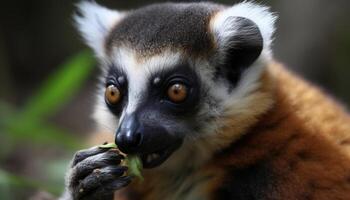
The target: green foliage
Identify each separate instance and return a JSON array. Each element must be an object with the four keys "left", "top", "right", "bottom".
[
  {"left": 99, "top": 143, "right": 144, "bottom": 180},
  {"left": 1, "top": 50, "right": 95, "bottom": 149},
  {"left": 20, "top": 50, "right": 95, "bottom": 121},
  {"left": 0, "top": 50, "right": 96, "bottom": 197},
  {"left": 0, "top": 169, "right": 61, "bottom": 195}
]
